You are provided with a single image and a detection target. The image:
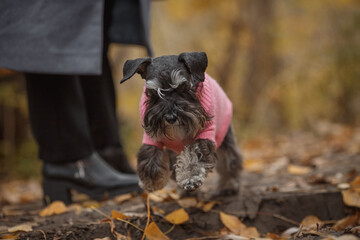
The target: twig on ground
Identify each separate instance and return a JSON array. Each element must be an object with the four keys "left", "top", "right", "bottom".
[{"left": 141, "top": 194, "right": 151, "bottom": 240}]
